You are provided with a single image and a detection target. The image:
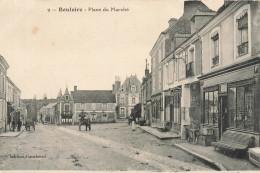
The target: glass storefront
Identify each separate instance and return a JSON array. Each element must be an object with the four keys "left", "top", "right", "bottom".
[
  {"left": 204, "top": 90, "right": 218, "bottom": 125},
  {"left": 228, "top": 84, "right": 254, "bottom": 131}
]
